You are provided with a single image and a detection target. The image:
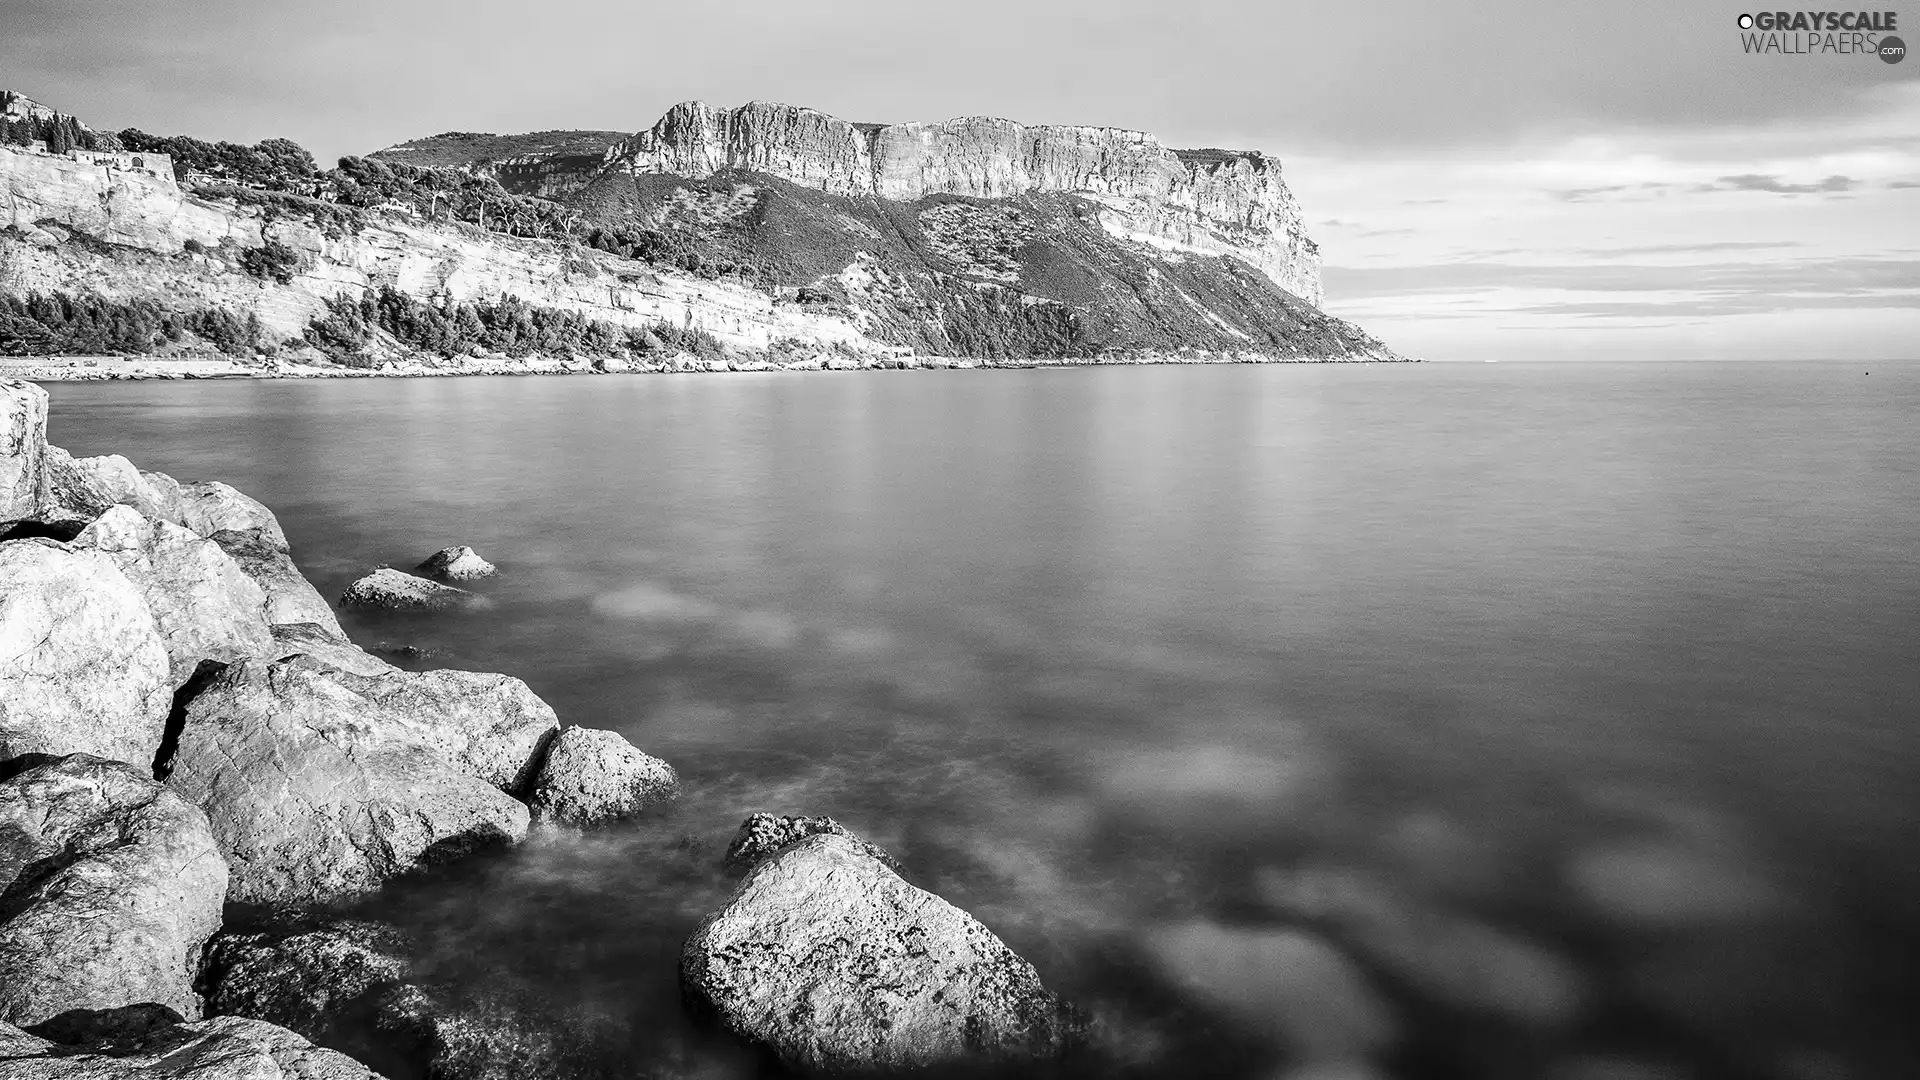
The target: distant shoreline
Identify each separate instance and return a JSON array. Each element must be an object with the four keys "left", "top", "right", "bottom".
[{"left": 0, "top": 351, "right": 1414, "bottom": 381}]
